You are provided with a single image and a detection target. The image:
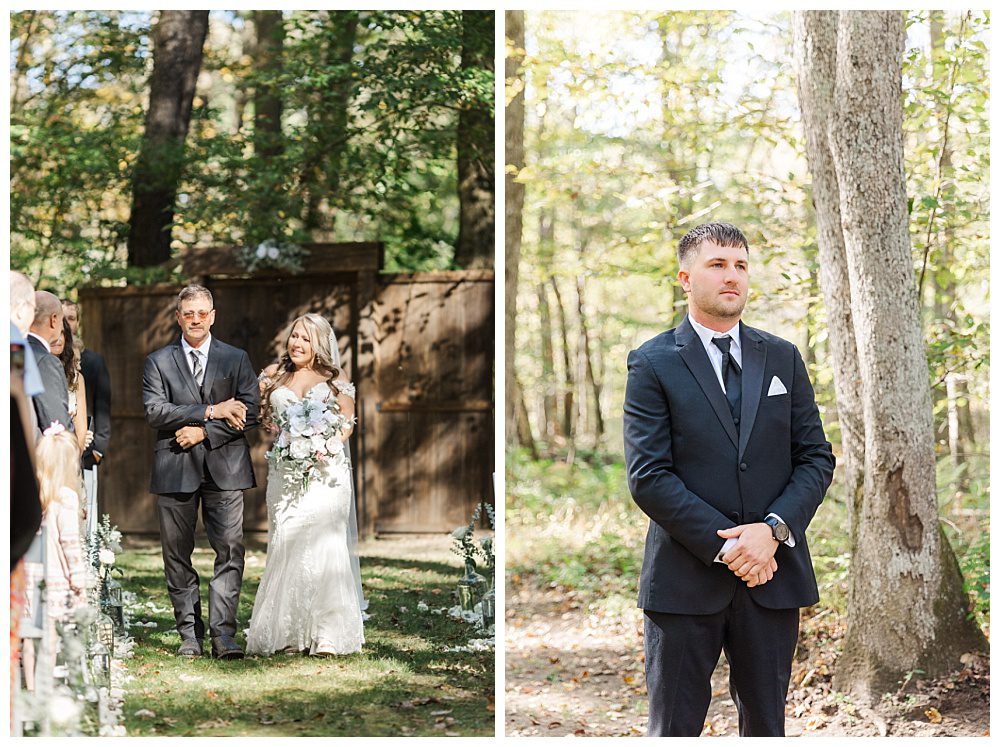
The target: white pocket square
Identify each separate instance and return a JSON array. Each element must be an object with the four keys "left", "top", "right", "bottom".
[{"left": 767, "top": 376, "right": 787, "bottom": 396}]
